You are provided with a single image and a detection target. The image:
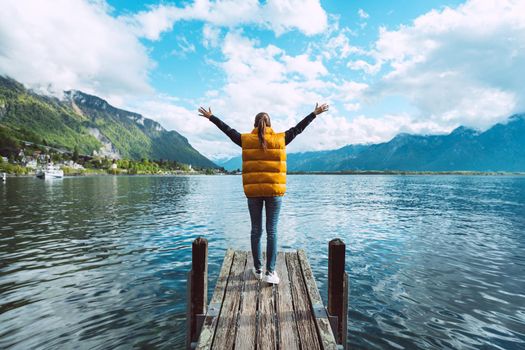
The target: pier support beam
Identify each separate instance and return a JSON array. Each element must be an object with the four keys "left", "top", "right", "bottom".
[
  {"left": 328, "top": 238, "right": 348, "bottom": 349},
  {"left": 186, "top": 237, "right": 208, "bottom": 350}
]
